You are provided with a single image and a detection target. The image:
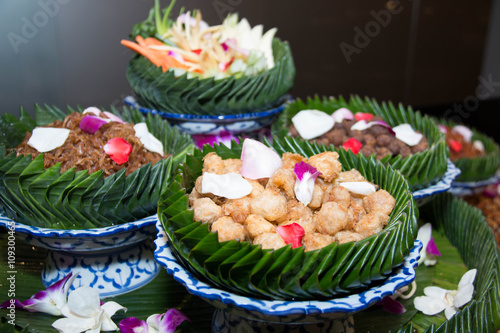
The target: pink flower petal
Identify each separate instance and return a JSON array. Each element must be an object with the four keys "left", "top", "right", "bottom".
[
  {"left": 276, "top": 223, "right": 305, "bottom": 249},
  {"left": 378, "top": 296, "right": 406, "bottom": 314},
  {"left": 331, "top": 108, "right": 354, "bottom": 123},
  {"left": 221, "top": 42, "right": 229, "bottom": 52},
  {"left": 104, "top": 138, "right": 133, "bottom": 164},
  {"left": 293, "top": 161, "right": 319, "bottom": 181},
  {"left": 161, "top": 308, "right": 191, "bottom": 333},
  {"left": 119, "top": 317, "right": 149, "bottom": 333},
  {"left": 103, "top": 111, "right": 126, "bottom": 124},
  {"left": 79, "top": 115, "right": 108, "bottom": 134},
  {"left": 452, "top": 125, "right": 473, "bottom": 142},
  {"left": 426, "top": 237, "right": 441, "bottom": 257},
  {"left": 240, "top": 139, "right": 282, "bottom": 179},
  {"left": 293, "top": 161, "right": 321, "bottom": 205},
  {"left": 438, "top": 125, "right": 448, "bottom": 134}
]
